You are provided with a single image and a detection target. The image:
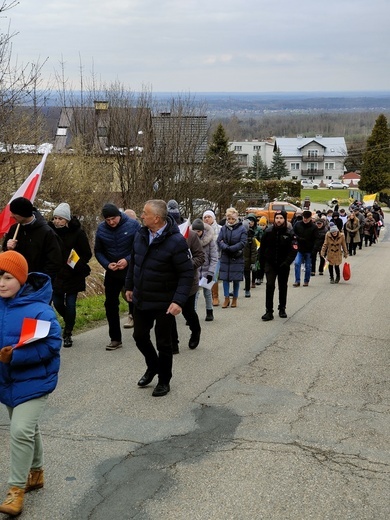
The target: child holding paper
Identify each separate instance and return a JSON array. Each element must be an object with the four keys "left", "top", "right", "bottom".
[{"left": 0, "top": 251, "right": 61, "bottom": 516}]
